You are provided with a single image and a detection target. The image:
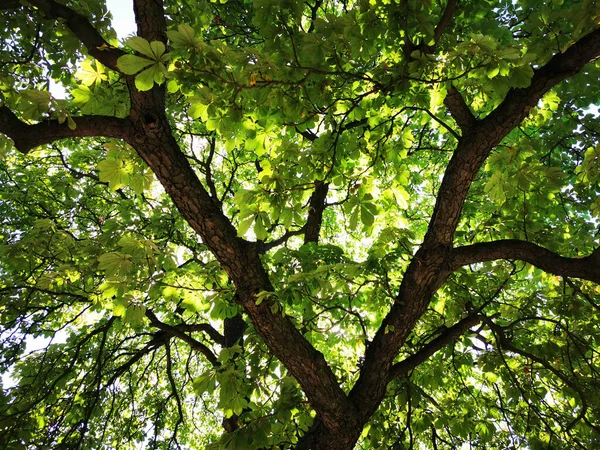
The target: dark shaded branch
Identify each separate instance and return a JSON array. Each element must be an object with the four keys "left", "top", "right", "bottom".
[
  {"left": 348, "top": 26, "right": 600, "bottom": 429},
  {"left": 433, "top": 0, "right": 459, "bottom": 44},
  {"left": 391, "top": 314, "right": 483, "bottom": 378},
  {"left": 165, "top": 341, "right": 184, "bottom": 441},
  {"left": 426, "top": 26, "right": 600, "bottom": 247},
  {"left": 204, "top": 137, "right": 220, "bottom": 201},
  {"left": 0, "top": 107, "right": 131, "bottom": 154},
  {"left": 223, "top": 311, "right": 247, "bottom": 348},
  {"left": 221, "top": 311, "right": 247, "bottom": 433},
  {"left": 408, "top": 0, "right": 459, "bottom": 57},
  {"left": 0, "top": 0, "right": 21, "bottom": 10},
  {"left": 107, "top": 331, "right": 168, "bottom": 385},
  {"left": 176, "top": 323, "right": 226, "bottom": 346},
  {"left": 261, "top": 227, "right": 306, "bottom": 252},
  {"left": 451, "top": 240, "right": 600, "bottom": 284},
  {"left": 306, "top": 0, "right": 323, "bottom": 33},
  {"left": 443, "top": 87, "right": 475, "bottom": 134},
  {"left": 145, "top": 310, "right": 219, "bottom": 366},
  {"left": 419, "top": 107, "right": 460, "bottom": 140},
  {"left": 304, "top": 181, "right": 329, "bottom": 244},
  {"left": 296, "top": 128, "right": 317, "bottom": 141},
  {"left": 564, "top": 278, "right": 600, "bottom": 312},
  {"left": 26, "top": 0, "right": 126, "bottom": 71}
]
